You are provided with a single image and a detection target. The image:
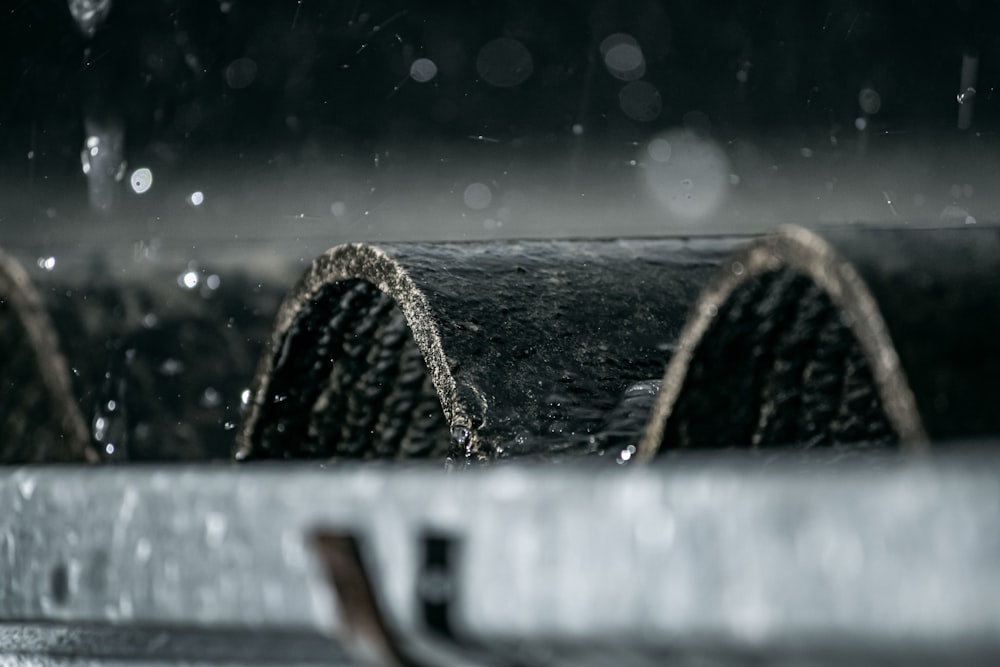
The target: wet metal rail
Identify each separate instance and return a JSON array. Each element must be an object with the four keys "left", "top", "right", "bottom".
[{"left": 1, "top": 453, "right": 1000, "bottom": 666}]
